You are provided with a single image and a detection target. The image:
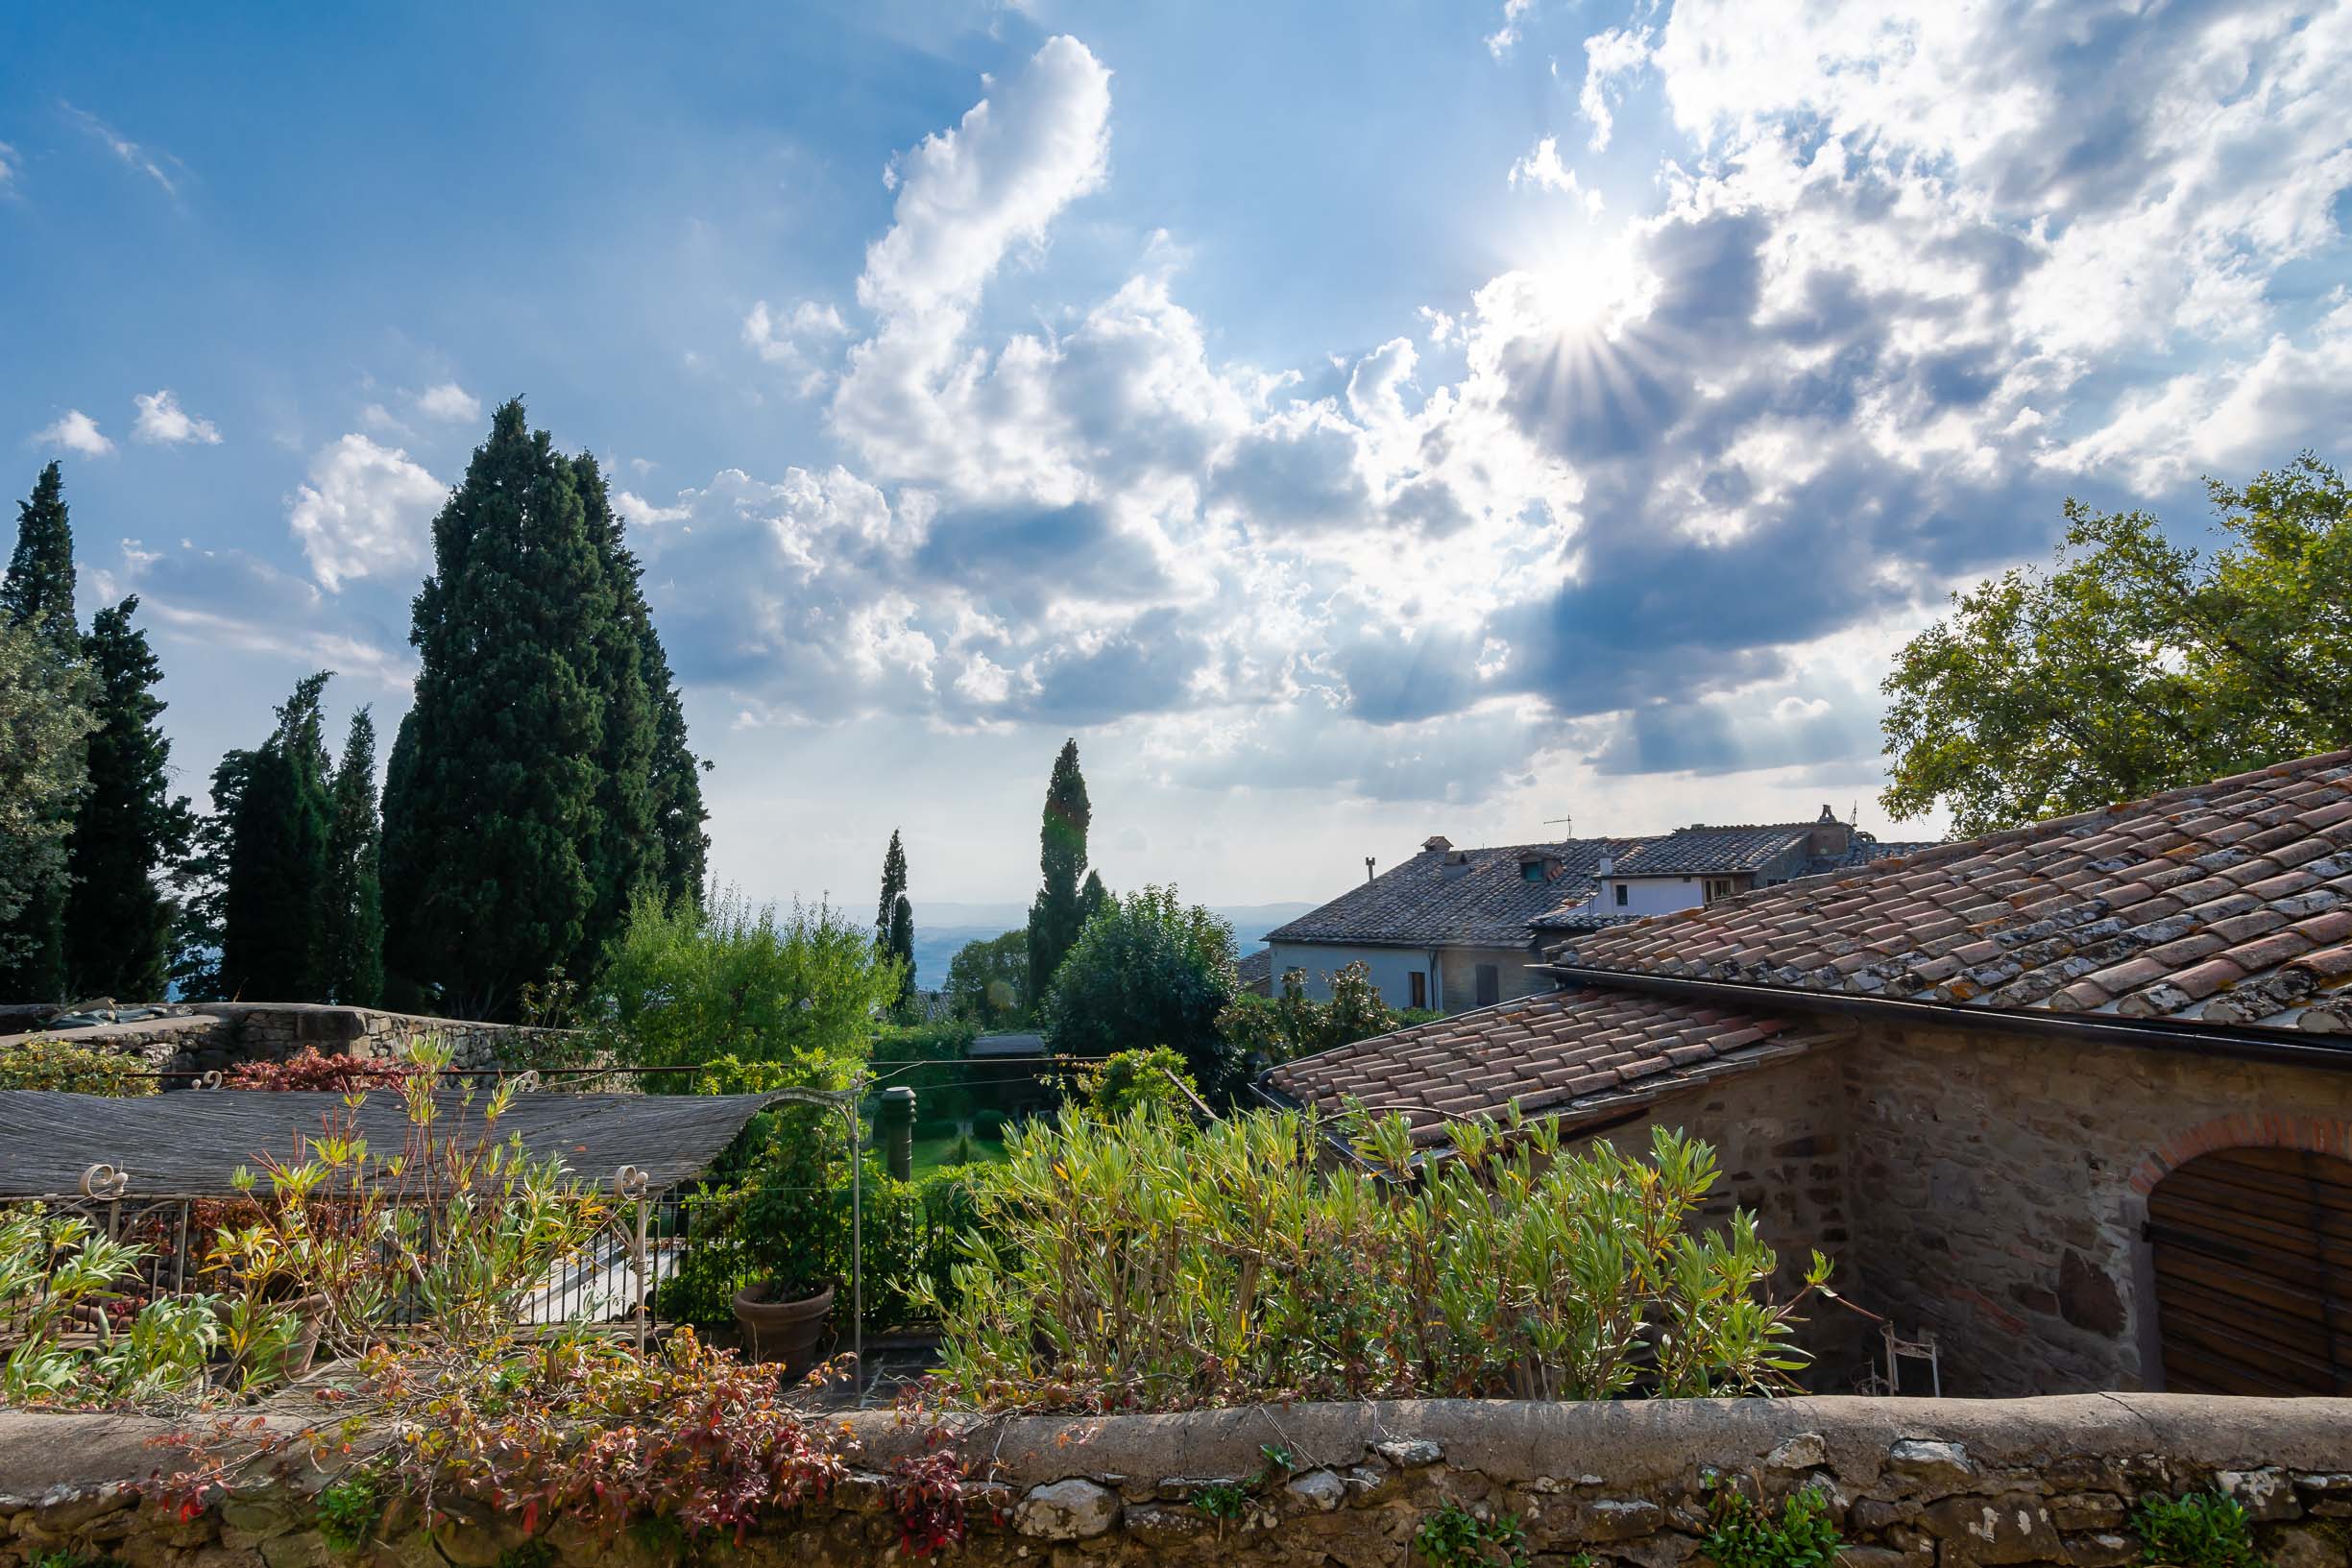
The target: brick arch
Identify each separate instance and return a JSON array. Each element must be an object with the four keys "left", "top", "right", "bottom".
[{"left": 2126, "top": 1111, "right": 2352, "bottom": 1198}]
